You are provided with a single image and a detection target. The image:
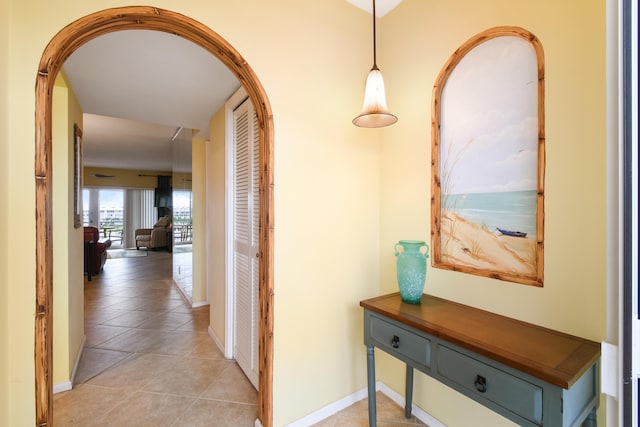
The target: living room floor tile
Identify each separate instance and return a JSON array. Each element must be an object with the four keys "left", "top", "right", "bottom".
[
  {"left": 141, "top": 357, "right": 229, "bottom": 396},
  {"left": 136, "top": 311, "right": 194, "bottom": 330},
  {"left": 200, "top": 362, "right": 258, "bottom": 405},
  {"left": 74, "top": 348, "right": 133, "bottom": 384},
  {"left": 97, "top": 328, "right": 209, "bottom": 355},
  {"left": 174, "top": 398, "right": 258, "bottom": 427},
  {"left": 96, "top": 391, "right": 195, "bottom": 426},
  {"left": 84, "top": 307, "right": 128, "bottom": 325},
  {"left": 86, "top": 353, "right": 176, "bottom": 391},
  {"left": 53, "top": 383, "right": 136, "bottom": 426},
  {"left": 84, "top": 324, "right": 130, "bottom": 347},
  {"left": 100, "top": 309, "right": 162, "bottom": 328}
]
